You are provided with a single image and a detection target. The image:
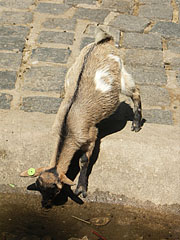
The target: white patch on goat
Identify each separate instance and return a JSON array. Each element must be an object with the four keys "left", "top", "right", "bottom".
[
  {"left": 94, "top": 66, "right": 113, "bottom": 93},
  {"left": 108, "top": 54, "right": 122, "bottom": 68},
  {"left": 121, "top": 64, "right": 135, "bottom": 96}
]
